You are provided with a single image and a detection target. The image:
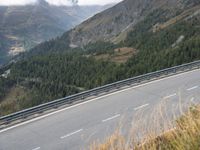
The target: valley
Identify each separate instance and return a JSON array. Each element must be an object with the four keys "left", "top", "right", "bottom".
[{"left": 0, "top": 0, "right": 113, "bottom": 65}]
